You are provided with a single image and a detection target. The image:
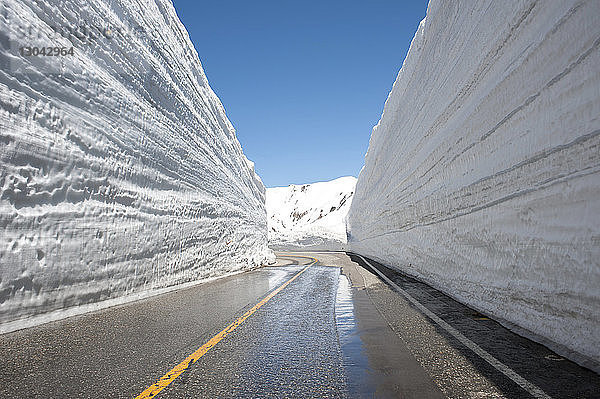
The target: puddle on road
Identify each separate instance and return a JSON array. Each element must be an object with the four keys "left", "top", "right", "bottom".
[{"left": 335, "top": 272, "right": 375, "bottom": 397}]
